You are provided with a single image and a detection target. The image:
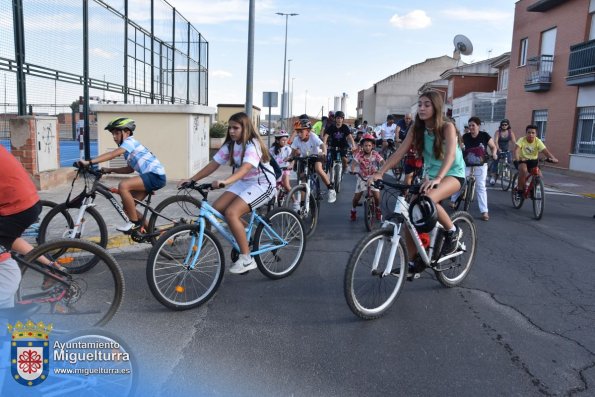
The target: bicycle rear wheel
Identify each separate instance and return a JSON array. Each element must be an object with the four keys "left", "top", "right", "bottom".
[
  {"left": 532, "top": 178, "right": 545, "bottom": 220},
  {"left": 38, "top": 203, "right": 108, "bottom": 273},
  {"left": 500, "top": 164, "right": 512, "bottom": 191},
  {"left": 254, "top": 208, "right": 306, "bottom": 279},
  {"left": 344, "top": 228, "right": 408, "bottom": 320},
  {"left": 283, "top": 185, "right": 318, "bottom": 238},
  {"left": 19, "top": 239, "right": 124, "bottom": 333},
  {"left": 148, "top": 195, "right": 201, "bottom": 246},
  {"left": 511, "top": 173, "right": 524, "bottom": 209},
  {"left": 146, "top": 224, "right": 224, "bottom": 310},
  {"left": 434, "top": 211, "right": 477, "bottom": 287}
]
